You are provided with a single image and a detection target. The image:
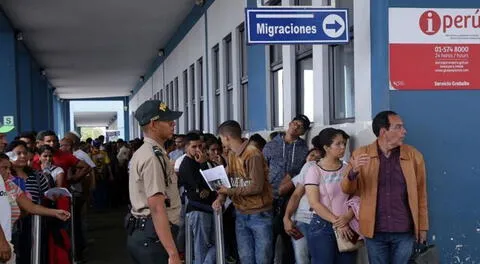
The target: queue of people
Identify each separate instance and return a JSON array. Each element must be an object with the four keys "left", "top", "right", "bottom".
[
  {"left": 0, "top": 125, "right": 138, "bottom": 264},
  {"left": 0, "top": 99, "right": 429, "bottom": 264},
  {"left": 125, "top": 100, "right": 429, "bottom": 264}
]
